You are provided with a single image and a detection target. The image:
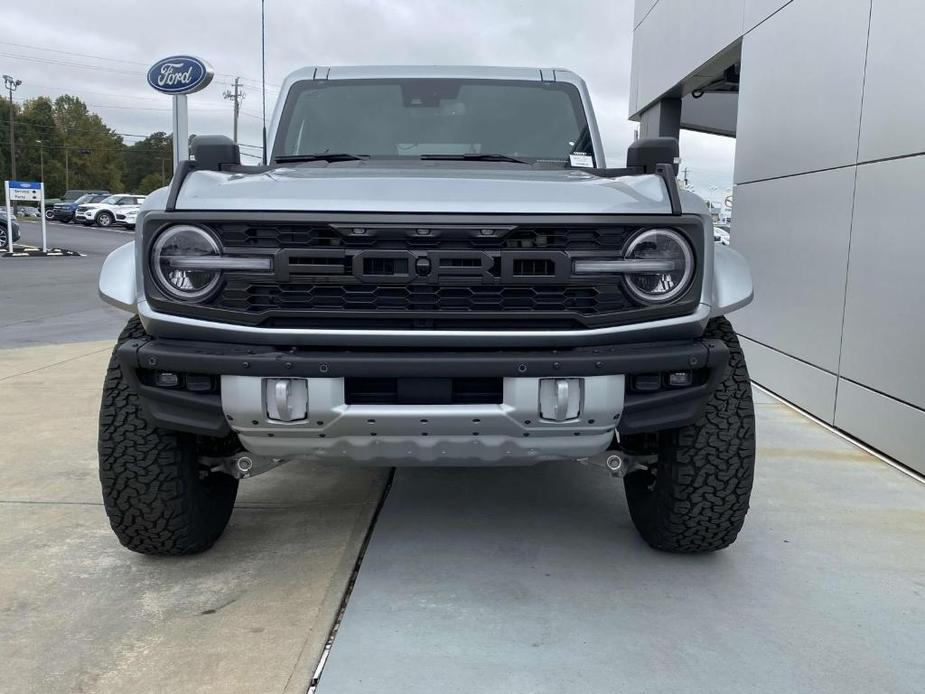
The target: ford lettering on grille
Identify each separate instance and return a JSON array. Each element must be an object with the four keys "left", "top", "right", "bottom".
[{"left": 279, "top": 249, "right": 572, "bottom": 285}]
